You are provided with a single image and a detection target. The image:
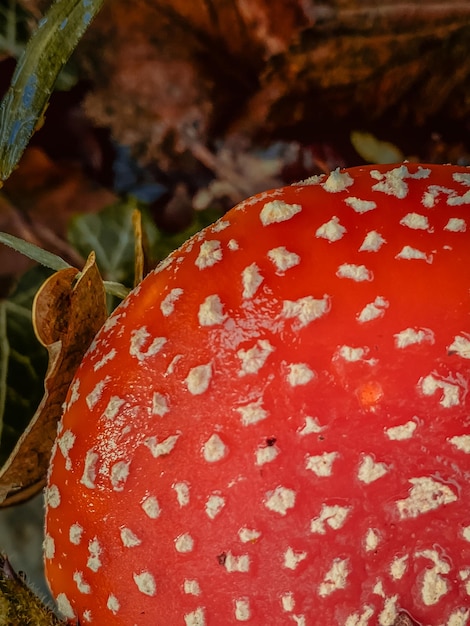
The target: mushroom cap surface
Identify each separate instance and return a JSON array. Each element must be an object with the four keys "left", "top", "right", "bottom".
[{"left": 45, "top": 164, "right": 470, "bottom": 625}]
